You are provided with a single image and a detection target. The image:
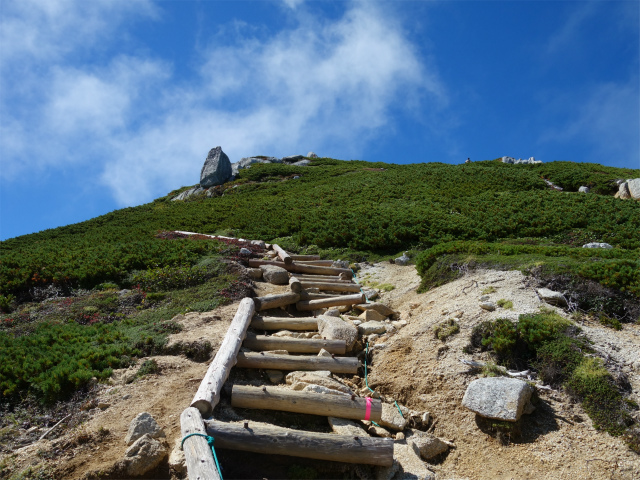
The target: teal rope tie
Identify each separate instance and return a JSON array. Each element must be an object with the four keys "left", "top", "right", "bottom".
[
  {"left": 351, "top": 268, "right": 370, "bottom": 304},
  {"left": 181, "top": 433, "right": 223, "bottom": 479}
]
